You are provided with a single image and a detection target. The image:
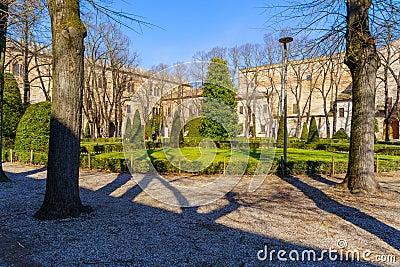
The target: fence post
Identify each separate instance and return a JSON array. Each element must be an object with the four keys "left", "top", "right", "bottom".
[
  {"left": 331, "top": 155, "right": 335, "bottom": 177},
  {"left": 10, "top": 149, "right": 13, "bottom": 163},
  {"left": 376, "top": 154, "right": 379, "bottom": 173},
  {"left": 30, "top": 150, "right": 34, "bottom": 164},
  {"left": 178, "top": 158, "right": 181, "bottom": 174},
  {"left": 223, "top": 157, "right": 227, "bottom": 174},
  {"left": 88, "top": 152, "right": 91, "bottom": 170},
  {"left": 130, "top": 155, "right": 134, "bottom": 172}
]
